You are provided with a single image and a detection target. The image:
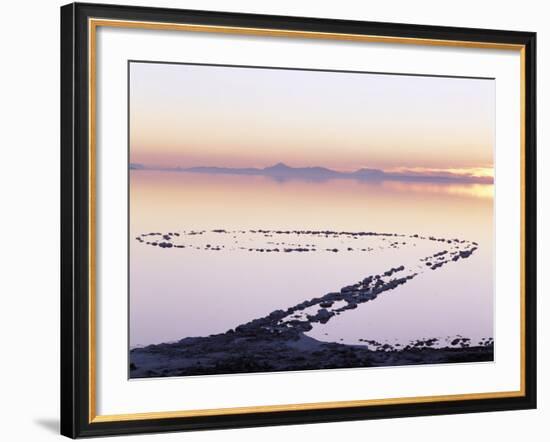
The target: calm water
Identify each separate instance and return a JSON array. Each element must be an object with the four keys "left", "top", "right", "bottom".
[{"left": 129, "top": 171, "right": 493, "bottom": 348}]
